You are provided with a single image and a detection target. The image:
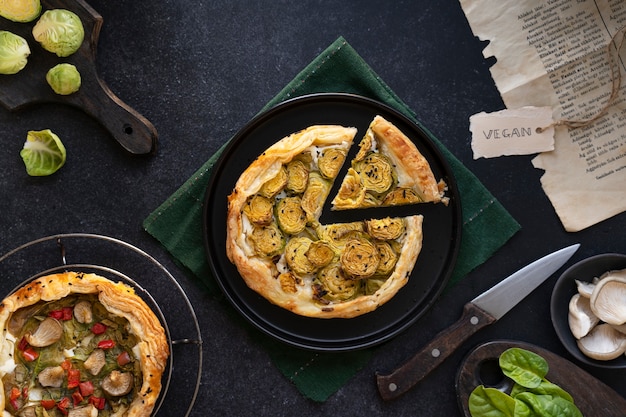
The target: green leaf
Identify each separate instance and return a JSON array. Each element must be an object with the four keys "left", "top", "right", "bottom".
[
  {"left": 515, "top": 393, "right": 583, "bottom": 417},
  {"left": 20, "top": 129, "right": 67, "bottom": 176},
  {"left": 511, "top": 380, "right": 574, "bottom": 404},
  {"left": 469, "top": 385, "right": 516, "bottom": 417},
  {"left": 499, "top": 348, "right": 548, "bottom": 389}
]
